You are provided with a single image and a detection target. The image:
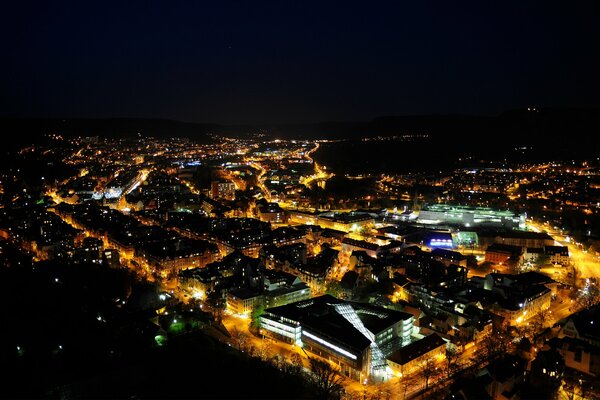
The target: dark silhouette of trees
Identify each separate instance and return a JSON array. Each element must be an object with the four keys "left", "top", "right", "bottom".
[{"left": 309, "top": 357, "right": 345, "bottom": 400}]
